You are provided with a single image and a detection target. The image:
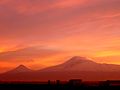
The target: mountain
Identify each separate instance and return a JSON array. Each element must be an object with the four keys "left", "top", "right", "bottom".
[
  {"left": 0, "top": 56, "right": 120, "bottom": 81},
  {"left": 5, "top": 65, "right": 33, "bottom": 74},
  {"left": 41, "top": 56, "right": 120, "bottom": 72},
  {"left": 0, "top": 65, "right": 34, "bottom": 81}
]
